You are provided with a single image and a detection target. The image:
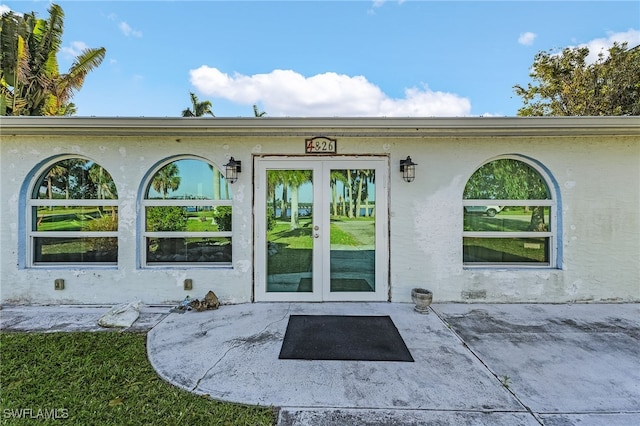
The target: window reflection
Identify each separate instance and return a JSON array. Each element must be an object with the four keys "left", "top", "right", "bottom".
[
  {"left": 145, "top": 159, "right": 231, "bottom": 200},
  {"left": 143, "top": 158, "right": 233, "bottom": 266},
  {"left": 30, "top": 158, "right": 118, "bottom": 265},
  {"left": 463, "top": 159, "right": 550, "bottom": 200},
  {"left": 463, "top": 158, "right": 554, "bottom": 266},
  {"left": 33, "top": 159, "right": 118, "bottom": 200}
]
